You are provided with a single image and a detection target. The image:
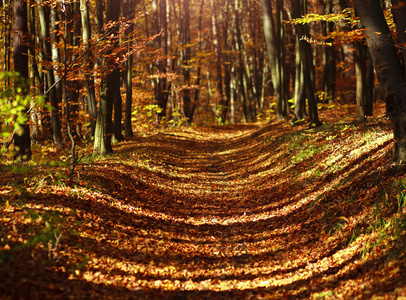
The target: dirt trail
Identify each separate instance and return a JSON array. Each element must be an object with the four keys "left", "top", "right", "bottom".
[{"left": 2, "top": 120, "right": 406, "bottom": 299}]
